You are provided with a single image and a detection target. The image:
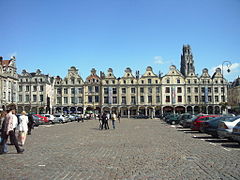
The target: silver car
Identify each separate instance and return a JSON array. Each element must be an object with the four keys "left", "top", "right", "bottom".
[
  {"left": 53, "top": 114, "right": 68, "bottom": 123},
  {"left": 231, "top": 121, "right": 240, "bottom": 145},
  {"left": 217, "top": 116, "right": 240, "bottom": 139}
]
